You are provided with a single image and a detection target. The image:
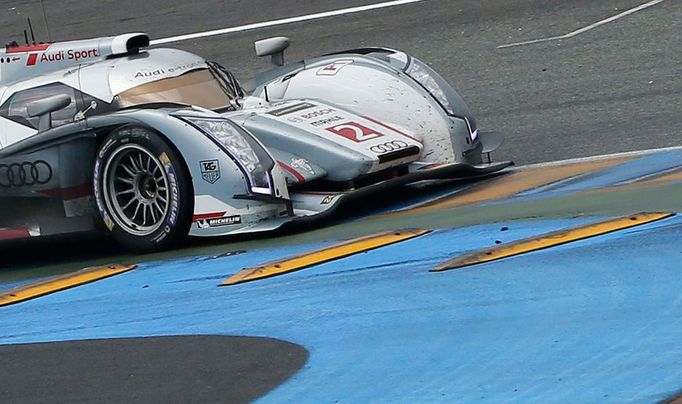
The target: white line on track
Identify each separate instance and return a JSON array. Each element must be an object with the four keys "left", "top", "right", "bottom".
[
  {"left": 150, "top": 0, "right": 428, "bottom": 45},
  {"left": 146, "top": 0, "right": 680, "bottom": 172},
  {"left": 497, "top": 0, "right": 667, "bottom": 49}
]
